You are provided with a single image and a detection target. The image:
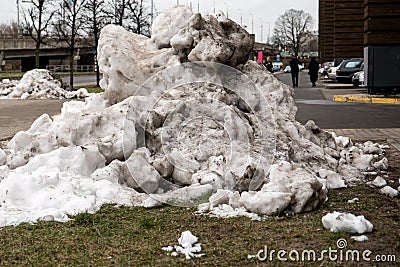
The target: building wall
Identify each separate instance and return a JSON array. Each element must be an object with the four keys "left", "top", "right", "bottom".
[
  {"left": 334, "top": 0, "right": 365, "bottom": 59},
  {"left": 319, "top": 0, "right": 400, "bottom": 62},
  {"left": 318, "top": 0, "right": 335, "bottom": 63},
  {"left": 364, "top": 0, "right": 400, "bottom": 46}
]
